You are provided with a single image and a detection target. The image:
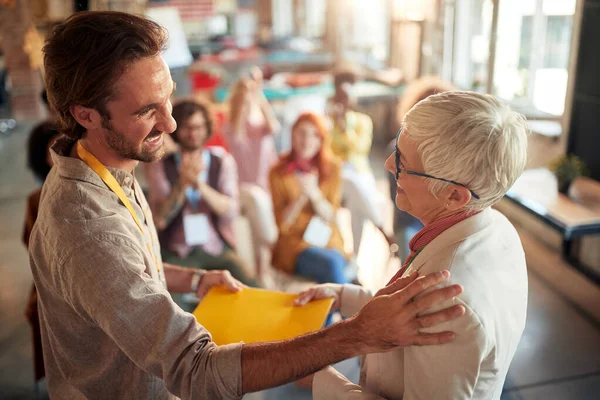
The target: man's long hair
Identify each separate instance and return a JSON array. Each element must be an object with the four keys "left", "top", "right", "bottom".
[{"left": 43, "top": 11, "right": 168, "bottom": 140}]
